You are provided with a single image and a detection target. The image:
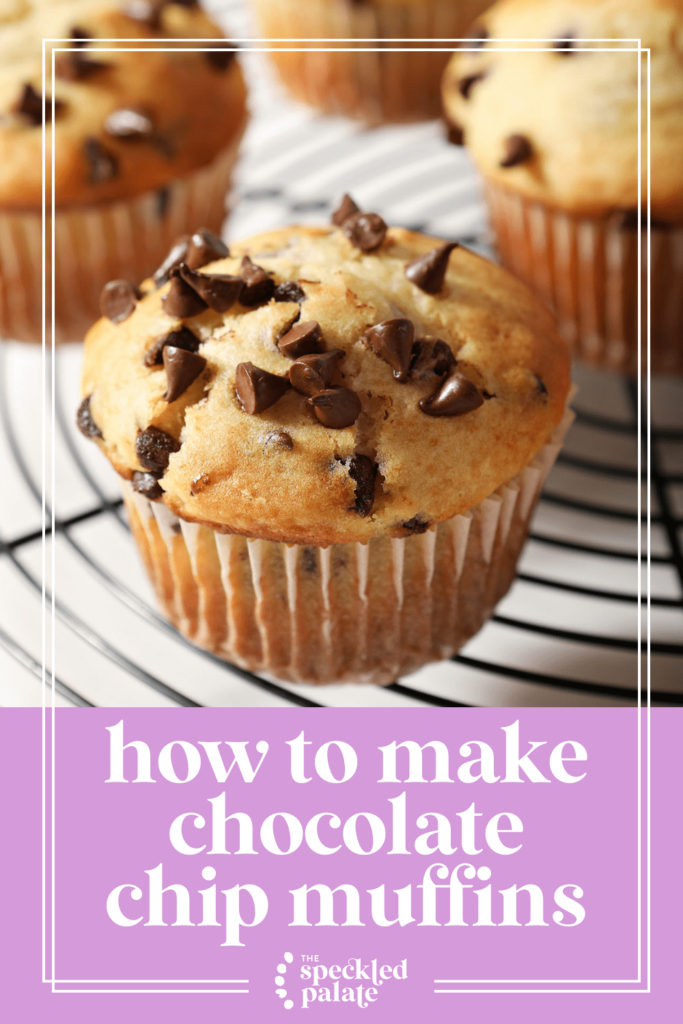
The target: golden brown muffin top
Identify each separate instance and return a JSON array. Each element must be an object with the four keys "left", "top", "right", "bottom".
[
  {"left": 0, "top": 0, "right": 247, "bottom": 210},
  {"left": 80, "top": 217, "right": 571, "bottom": 546},
  {"left": 442, "top": 0, "right": 683, "bottom": 220}
]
